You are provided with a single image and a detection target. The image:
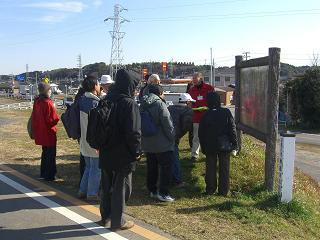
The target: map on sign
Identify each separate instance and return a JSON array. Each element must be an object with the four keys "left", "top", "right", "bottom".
[{"left": 240, "top": 66, "right": 269, "bottom": 134}]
